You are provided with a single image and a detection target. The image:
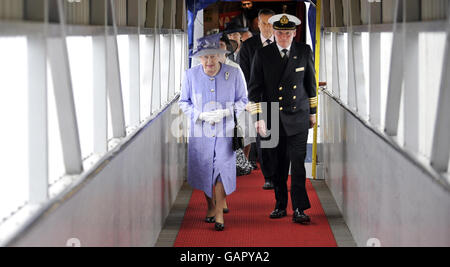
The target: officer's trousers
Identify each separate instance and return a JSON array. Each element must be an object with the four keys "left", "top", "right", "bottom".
[{"left": 262, "top": 123, "right": 311, "bottom": 211}]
